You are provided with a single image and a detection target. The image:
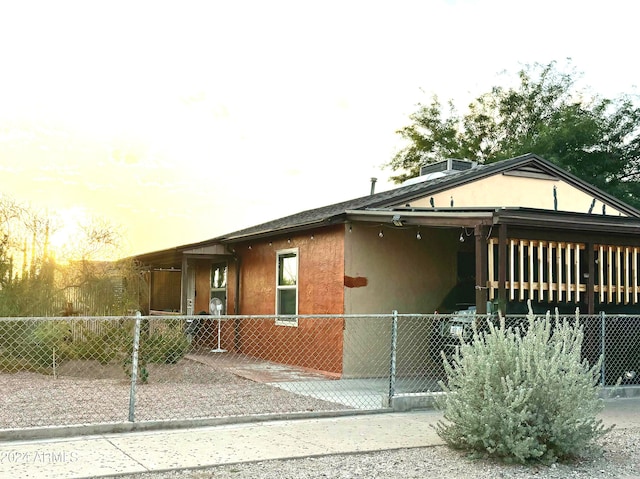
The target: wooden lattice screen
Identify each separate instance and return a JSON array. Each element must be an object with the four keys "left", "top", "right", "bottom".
[{"left": 488, "top": 239, "right": 640, "bottom": 305}]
